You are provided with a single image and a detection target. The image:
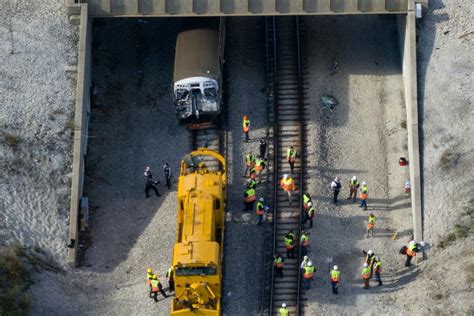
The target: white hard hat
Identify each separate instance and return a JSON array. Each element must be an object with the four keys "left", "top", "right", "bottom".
[
  {"left": 333, "top": 265, "right": 339, "bottom": 270},
  {"left": 367, "top": 250, "right": 374, "bottom": 255},
  {"left": 259, "top": 197, "right": 264, "bottom": 202},
  {"left": 352, "top": 176, "right": 357, "bottom": 180},
  {"left": 335, "top": 177, "right": 339, "bottom": 181},
  {"left": 363, "top": 263, "right": 368, "bottom": 267},
  {"left": 307, "top": 201, "right": 313, "bottom": 206},
  {"left": 375, "top": 256, "right": 380, "bottom": 261},
  {"left": 304, "top": 255, "right": 308, "bottom": 260},
  {"left": 283, "top": 174, "right": 289, "bottom": 179},
  {"left": 362, "top": 181, "right": 367, "bottom": 186},
  {"left": 282, "top": 303, "right": 287, "bottom": 308},
  {"left": 307, "top": 261, "right": 313, "bottom": 267}
]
